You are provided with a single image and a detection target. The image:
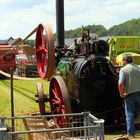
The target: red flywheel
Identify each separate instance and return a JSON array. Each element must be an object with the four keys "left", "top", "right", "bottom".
[{"left": 35, "top": 23, "right": 55, "bottom": 79}]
